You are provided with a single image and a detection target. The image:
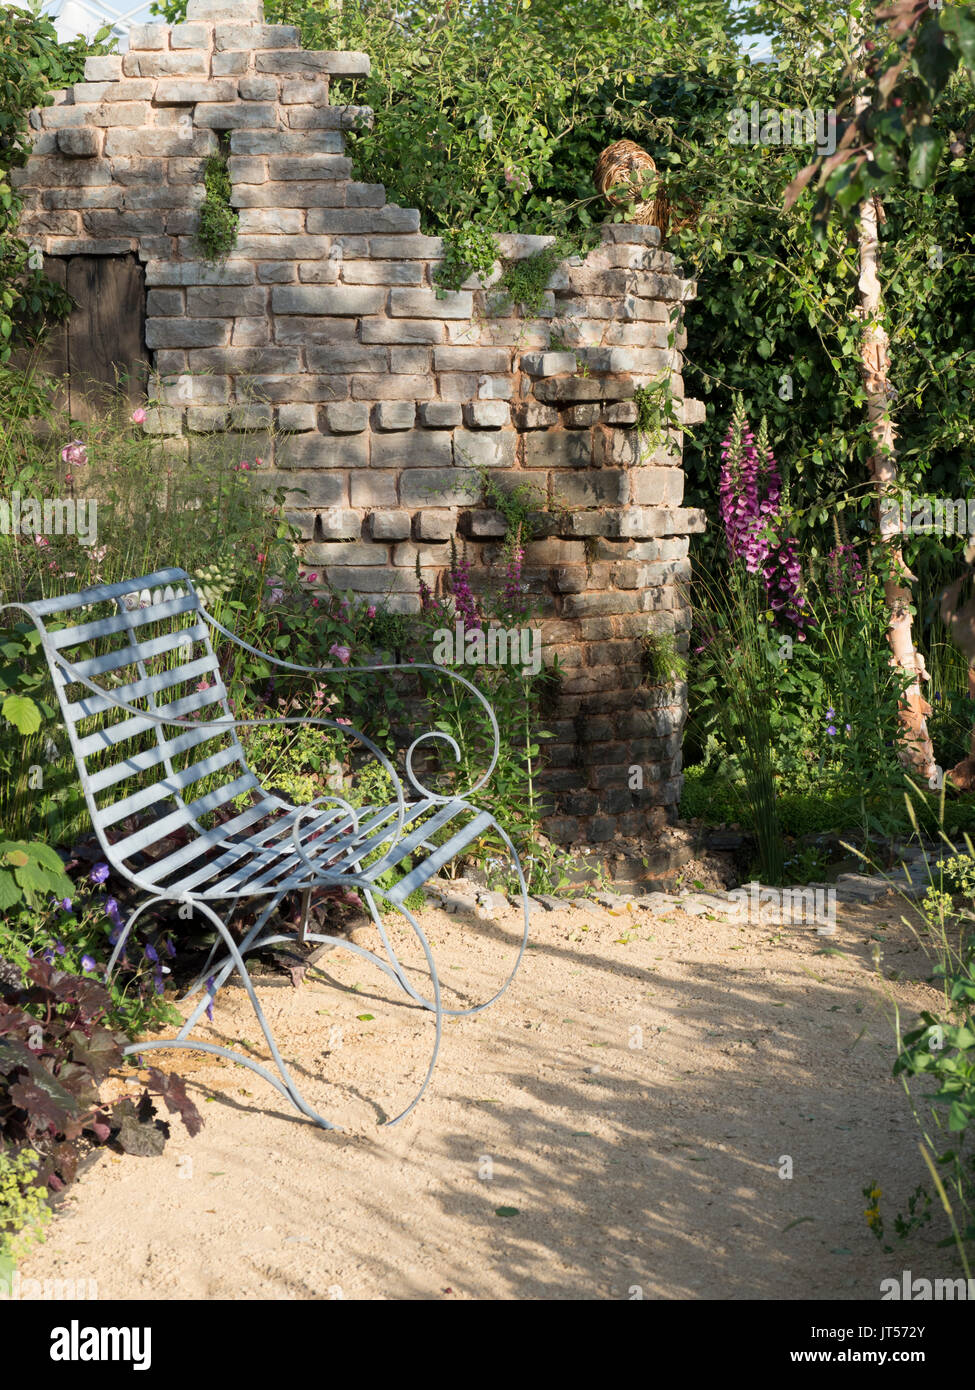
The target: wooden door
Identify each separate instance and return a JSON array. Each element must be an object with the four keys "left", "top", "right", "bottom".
[{"left": 35, "top": 254, "right": 150, "bottom": 420}]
